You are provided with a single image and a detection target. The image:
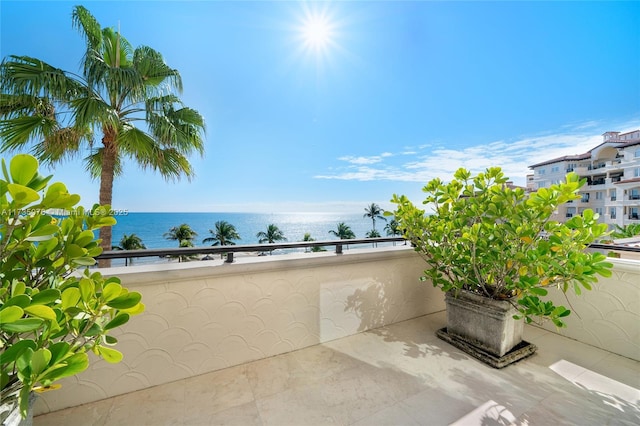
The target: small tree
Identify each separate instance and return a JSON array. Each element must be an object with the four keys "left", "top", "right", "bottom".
[
  {"left": 0, "top": 154, "right": 144, "bottom": 420},
  {"left": 391, "top": 167, "right": 613, "bottom": 327}
]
